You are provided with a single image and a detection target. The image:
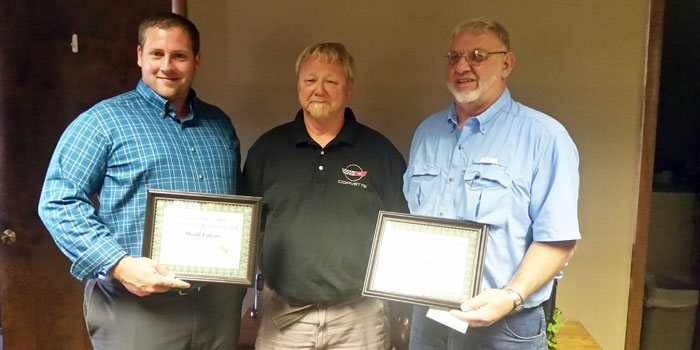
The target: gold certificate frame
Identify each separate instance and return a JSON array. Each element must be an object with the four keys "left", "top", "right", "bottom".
[
  {"left": 363, "top": 211, "right": 488, "bottom": 309},
  {"left": 142, "top": 189, "right": 261, "bottom": 286}
]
